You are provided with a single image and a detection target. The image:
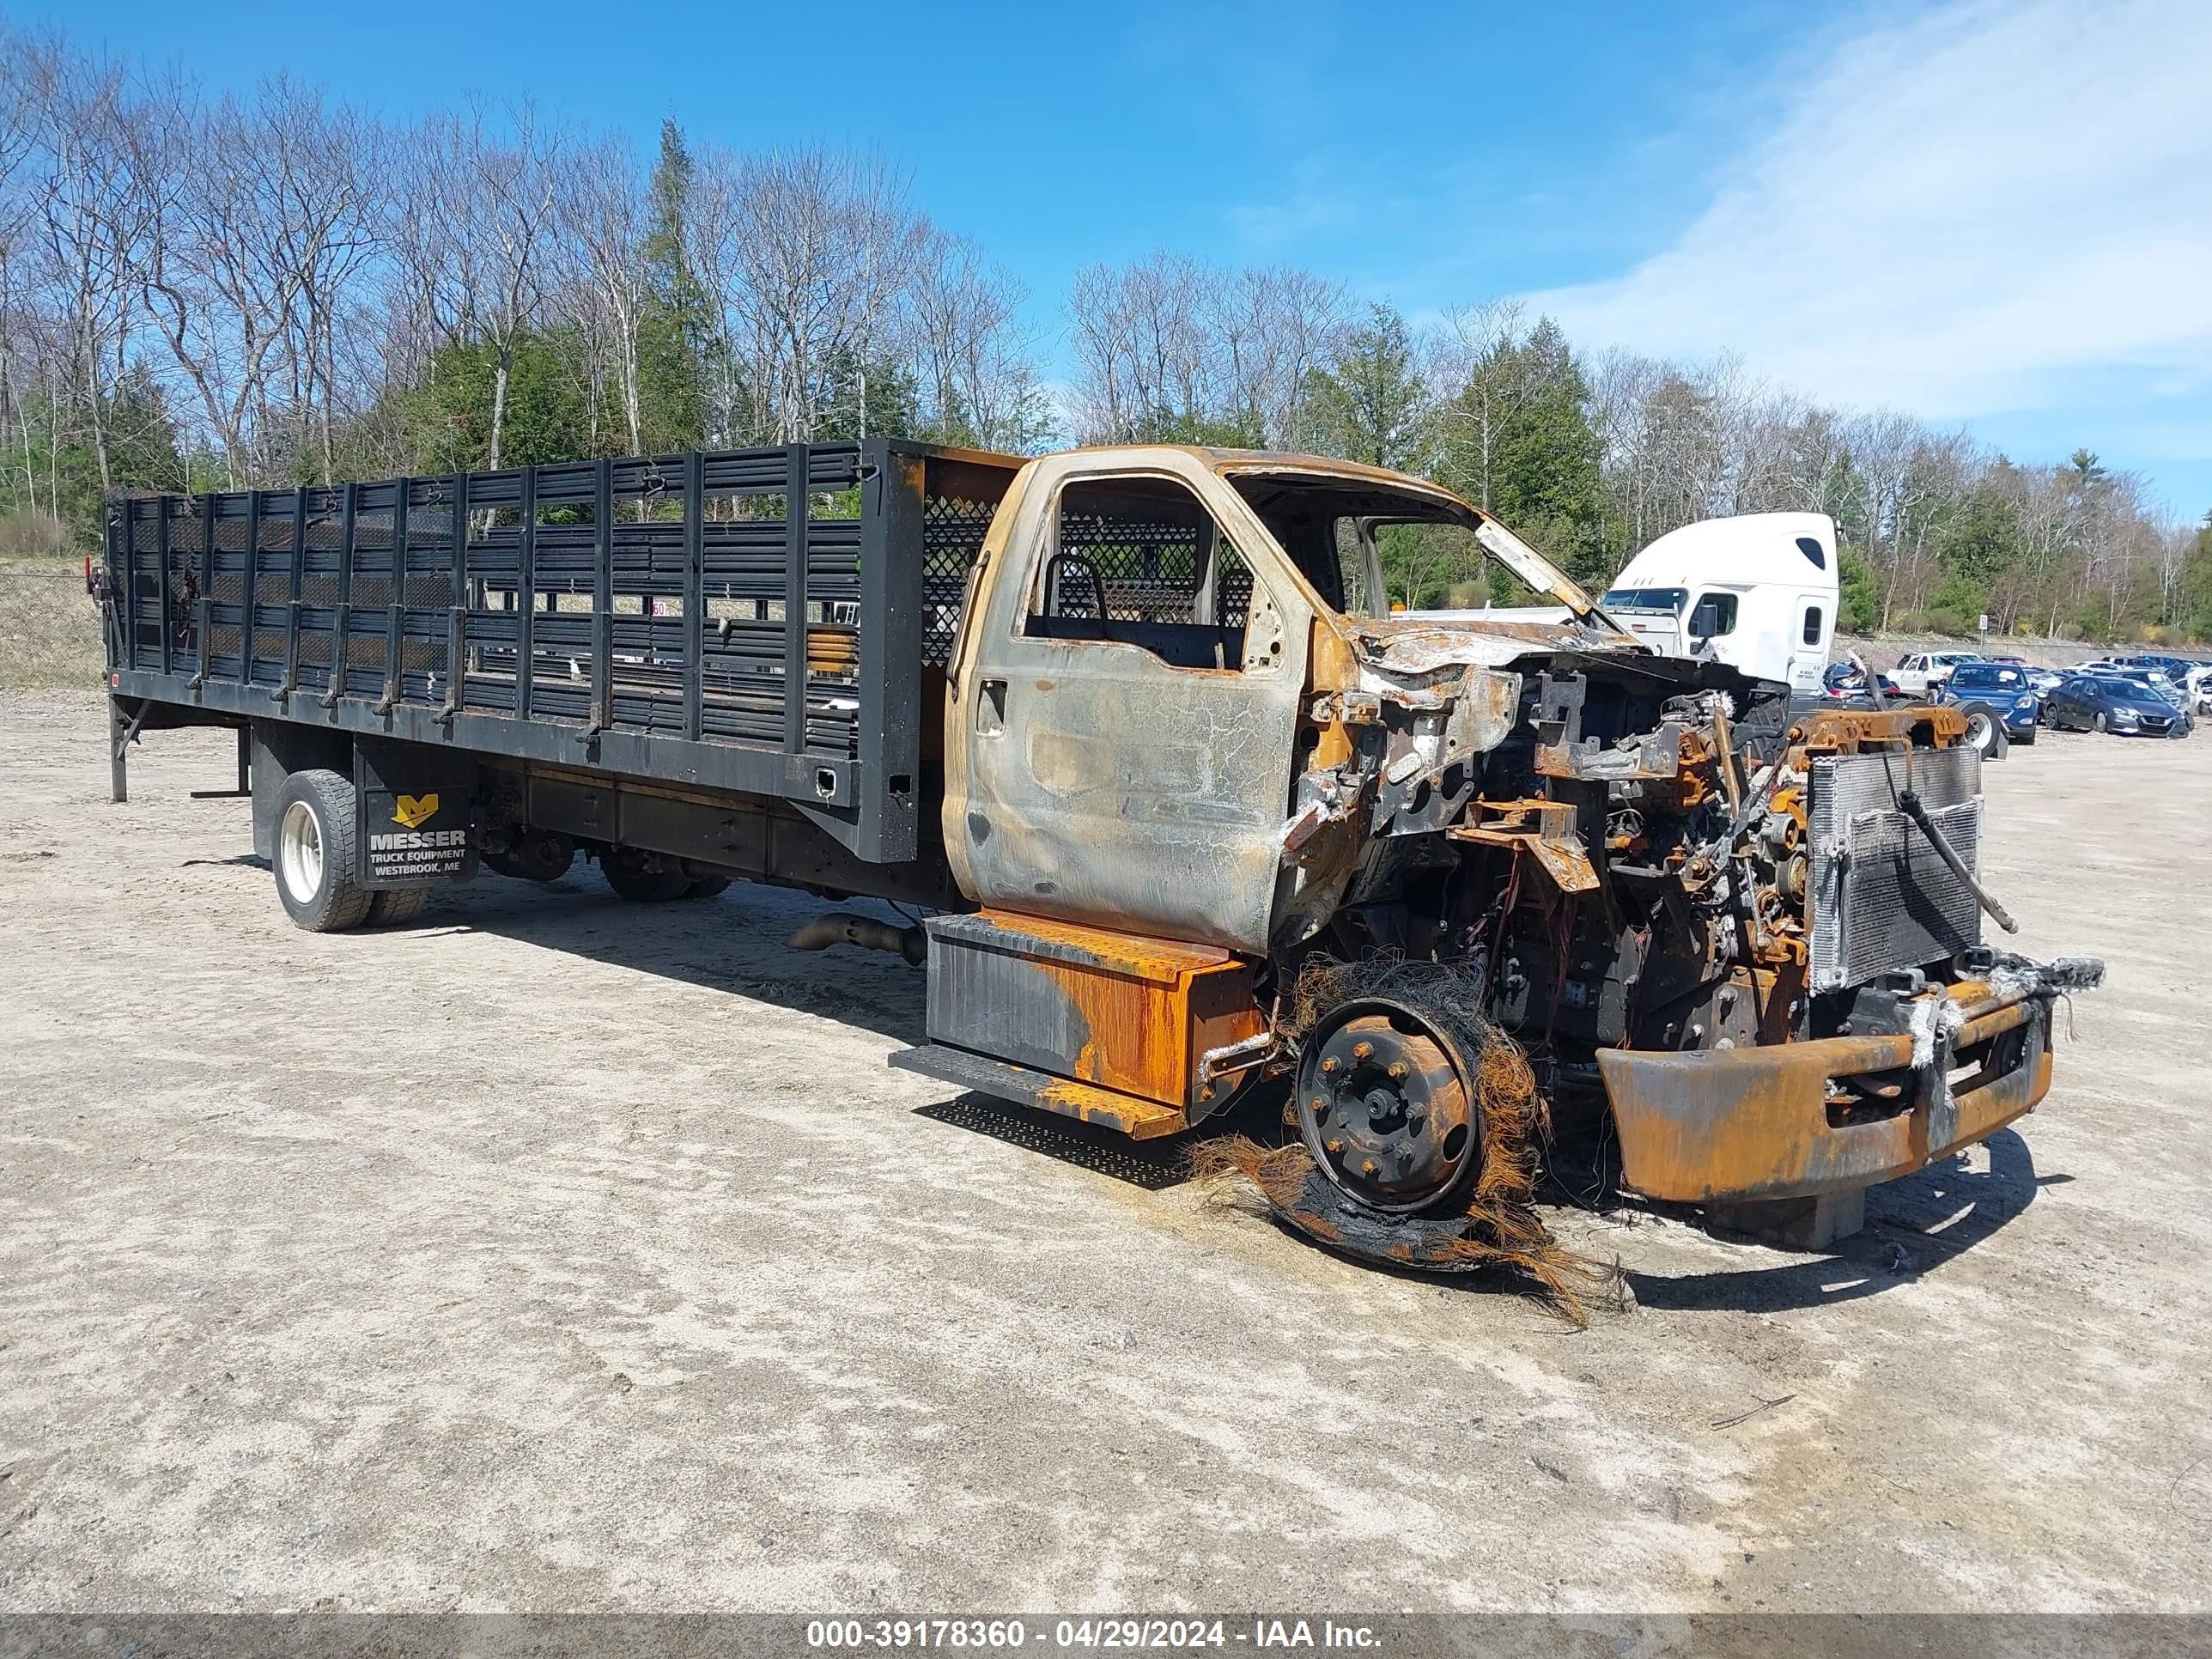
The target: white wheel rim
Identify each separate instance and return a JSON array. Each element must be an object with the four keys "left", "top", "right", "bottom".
[
  {"left": 280, "top": 799, "right": 324, "bottom": 901},
  {"left": 1968, "top": 711, "right": 1991, "bottom": 746}
]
